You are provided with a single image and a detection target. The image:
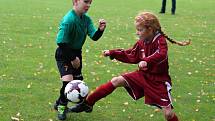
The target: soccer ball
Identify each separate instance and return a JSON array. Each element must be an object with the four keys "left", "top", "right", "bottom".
[{"left": 64, "top": 80, "right": 89, "bottom": 103}]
